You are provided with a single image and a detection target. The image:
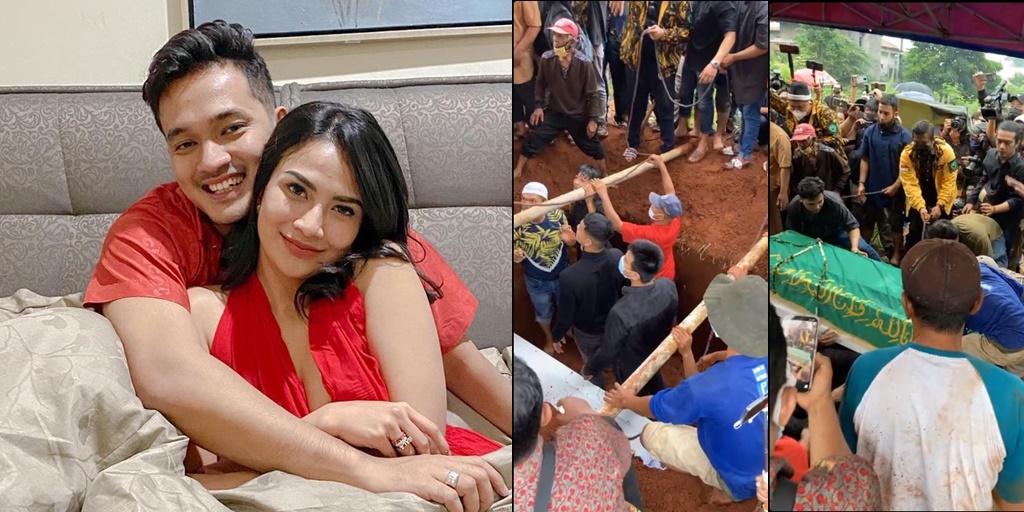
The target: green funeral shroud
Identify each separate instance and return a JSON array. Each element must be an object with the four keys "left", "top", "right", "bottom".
[{"left": 769, "top": 231, "right": 911, "bottom": 350}]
